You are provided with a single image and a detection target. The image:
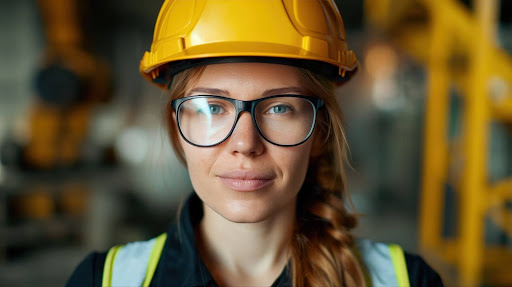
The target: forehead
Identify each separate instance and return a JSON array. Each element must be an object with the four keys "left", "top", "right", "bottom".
[{"left": 190, "top": 62, "right": 303, "bottom": 98}]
